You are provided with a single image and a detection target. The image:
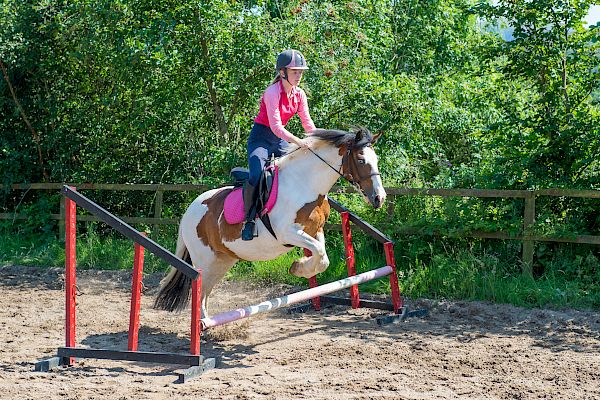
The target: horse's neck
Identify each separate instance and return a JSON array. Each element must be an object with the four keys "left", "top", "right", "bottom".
[{"left": 278, "top": 144, "right": 342, "bottom": 196}]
